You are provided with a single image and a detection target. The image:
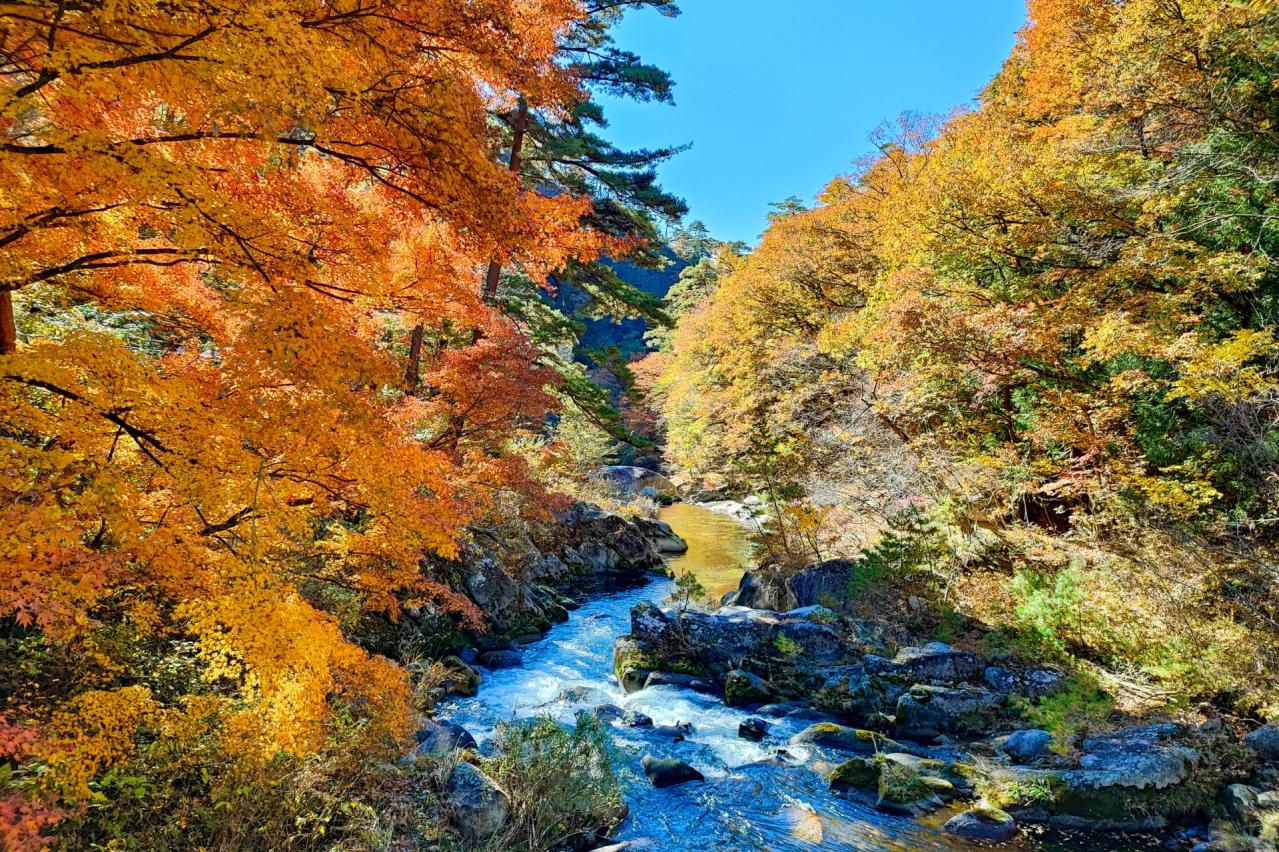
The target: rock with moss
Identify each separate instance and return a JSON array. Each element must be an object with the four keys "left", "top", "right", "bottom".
[
  {"left": 789, "top": 722, "right": 909, "bottom": 755},
  {"left": 440, "top": 656, "right": 481, "bottom": 698},
  {"left": 894, "top": 684, "right": 1006, "bottom": 739},
  {"left": 875, "top": 759, "right": 950, "bottom": 815},
  {"left": 944, "top": 805, "right": 1018, "bottom": 842},
  {"left": 613, "top": 636, "right": 659, "bottom": 693},
  {"left": 724, "top": 670, "right": 774, "bottom": 707},
  {"left": 978, "top": 725, "right": 1214, "bottom": 830},
  {"left": 829, "top": 757, "right": 881, "bottom": 792},
  {"left": 812, "top": 666, "right": 894, "bottom": 722}
]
